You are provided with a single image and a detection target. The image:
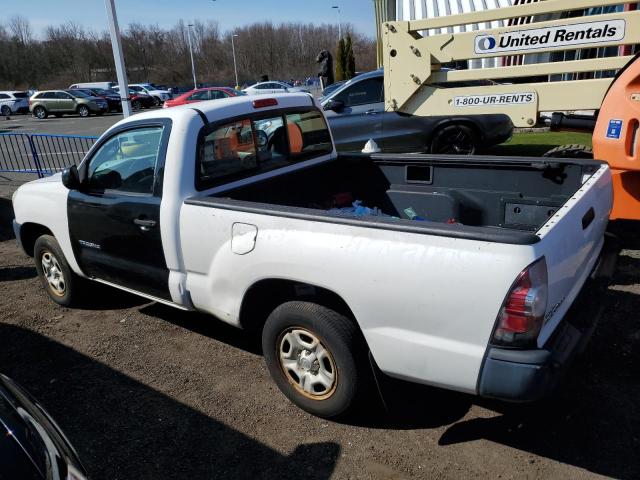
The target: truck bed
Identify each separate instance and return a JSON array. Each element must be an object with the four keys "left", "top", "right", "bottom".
[{"left": 191, "top": 154, "right": 603, "bottom": 245}]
